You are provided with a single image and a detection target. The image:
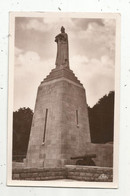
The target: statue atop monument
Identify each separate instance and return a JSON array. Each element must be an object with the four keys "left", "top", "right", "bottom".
[{"left": 55, "top": 26, "right": 69, "bottom": 68}]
